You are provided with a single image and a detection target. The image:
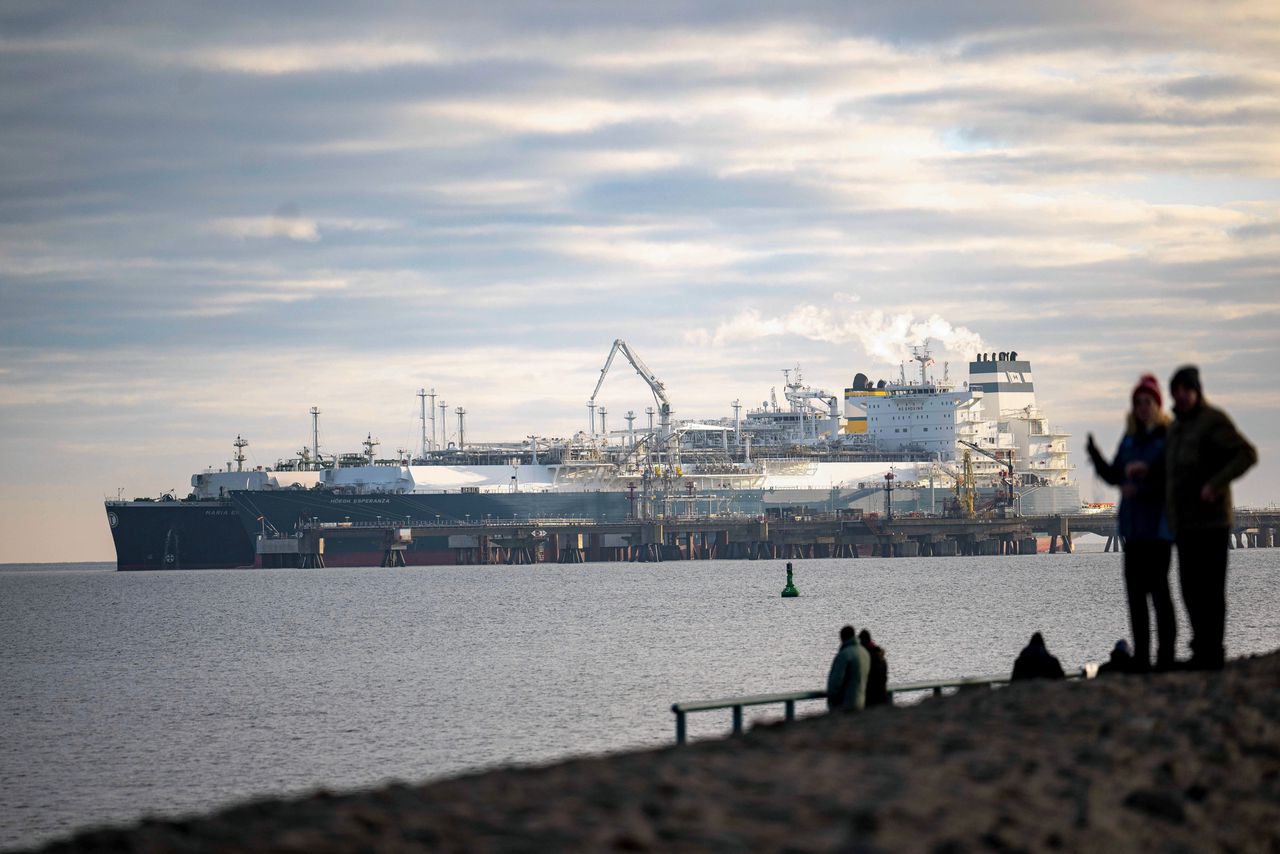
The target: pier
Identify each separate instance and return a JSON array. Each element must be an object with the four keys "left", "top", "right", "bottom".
[{"left": 254, "top": 509, "right": 1280, "bottom": 567}]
